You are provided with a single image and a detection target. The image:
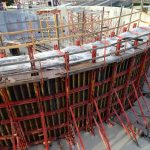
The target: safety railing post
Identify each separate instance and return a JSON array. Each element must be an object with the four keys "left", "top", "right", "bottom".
[
  {"left": 92, "top": 46, "right": 96, "bottom": 63},
  {"left": 110, "top": 31, "right": 115, "bottom": 38},
  {"left": 116, "top": 39, "right": 121, "bottom": 56}
]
